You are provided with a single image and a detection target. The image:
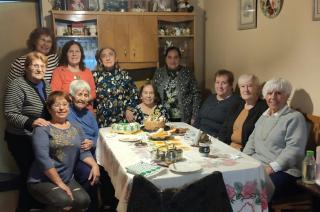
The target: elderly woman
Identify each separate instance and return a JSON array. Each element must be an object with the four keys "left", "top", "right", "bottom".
[
  {"left": 68, "top": 80, "right": 99, "bottom": 211},
  {"left": 194, "top": 69, "right": 241, "bottom": 137},
  {"left": 133, "top": 82, "right": 169, "bottom": 124},
  {"left": 218, "top": 74, "right": 267, "bottom": 151},
  {"left": 4, "top": 52, "right": 51, "bottom": 211},
  {"left": 27, "top": 91, "right": 100, "bottom": 212},
  {"left": 93, "top": 47, "right": 139, "bottom": 127},
  {"left": 8, "top": 27, "right": 59, "bottom": 83},
  {"left": 153, "top": 46, "right": 201, "bottom": 124},
  {"left": 51, "top": 40, "right": 96, "bottom": 110},
  {"left": 243, "top": 78, "right": 307, "bottom": 200}
]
